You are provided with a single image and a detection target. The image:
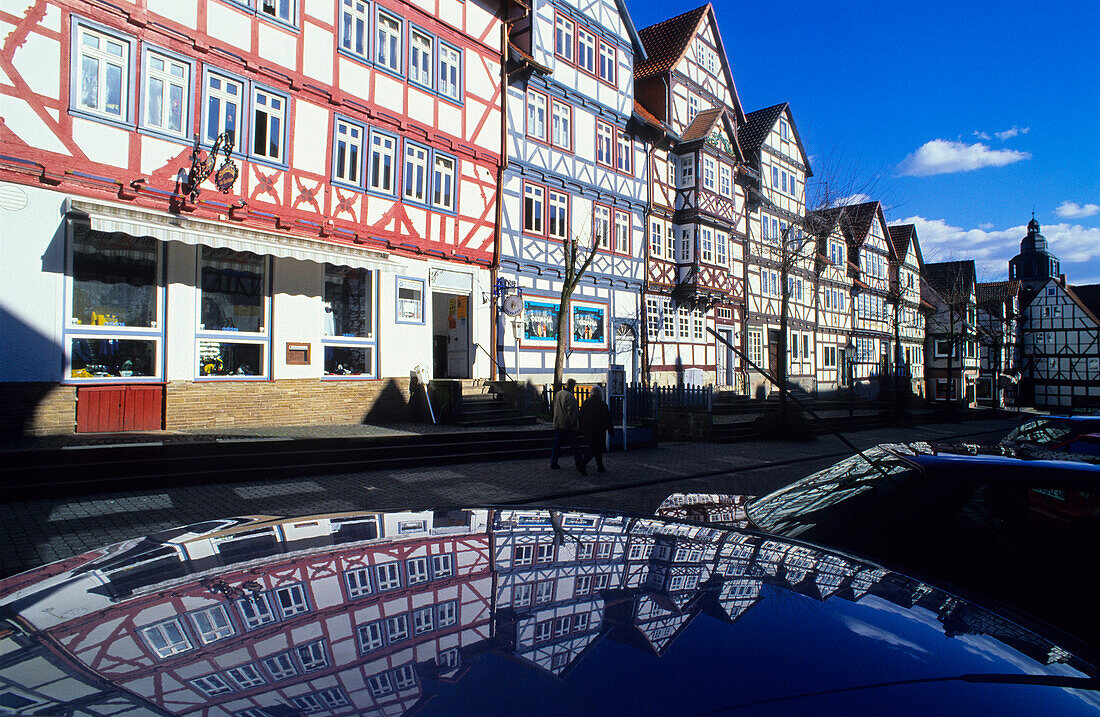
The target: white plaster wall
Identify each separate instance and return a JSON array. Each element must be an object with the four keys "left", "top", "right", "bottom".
[
  {"left": 0, "top": 182, "right": 67, "bottom": 381},
  {"left": 272, "top": 258, "right": 323, "bottom": 379},
  {"left": 164, "top": 242, "right": 198, "bottom": 380},
  {"left": 377, "top": 265, "right": 431, "bottom": 379}
]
